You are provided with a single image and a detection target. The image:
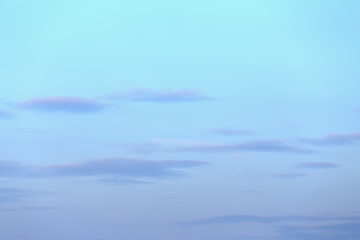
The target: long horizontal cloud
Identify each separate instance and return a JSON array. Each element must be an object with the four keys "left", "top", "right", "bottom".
[
  {"left": 272, "top": 173, "right": 308, "bottom": 178},
  {"left": 176, "top": 140, "right": 315, "bottom": 154},
  {"left": 0, "top": 158, "right": 209, "bottom": 183},
  {"left": 180, "top": 214, "right": 360, "bottom": 240},
  {"left": 298, "top": 132, "right": 360, "bottom": 146},
  {"left": 280, "top": 222, "right": 360, "bottom": 240},
  {"left": 298, "top": 162, "right": 340, "bottom": 169},
  {"left": 18, "top": 97, "right": 106, "bottom": 113},
  {"left": 105, "top": 88, "right": 209, "bottom": 102},
  {"left": 178, "top": 214, "right": 360, "bottom": 226},
  {"left": 211, "top": 128, "right": 254, "bottom": 136},
  {"left": 45, "top": 158, "right": 208, "bottom": 178}
]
